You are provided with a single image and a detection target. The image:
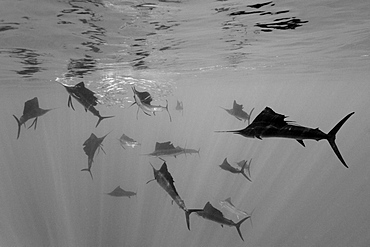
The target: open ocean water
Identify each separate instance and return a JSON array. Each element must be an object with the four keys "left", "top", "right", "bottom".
[{"left": 0, "top": 0, "right": 370, "bottom": 246}]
